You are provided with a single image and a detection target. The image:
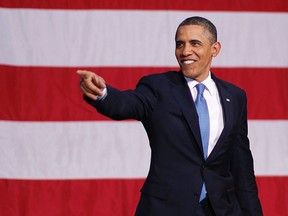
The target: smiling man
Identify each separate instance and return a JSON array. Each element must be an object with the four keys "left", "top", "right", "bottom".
[{"left": 77, "top": 16, "right": 263, "bottom": 216}]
